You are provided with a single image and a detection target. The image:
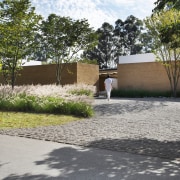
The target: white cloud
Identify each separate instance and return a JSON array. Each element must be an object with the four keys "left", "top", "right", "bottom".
[{"left": 31, "top": 0, "right": 156, "bottom": 30}]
